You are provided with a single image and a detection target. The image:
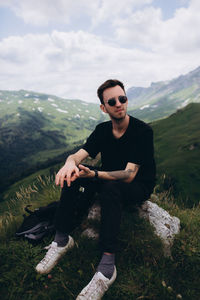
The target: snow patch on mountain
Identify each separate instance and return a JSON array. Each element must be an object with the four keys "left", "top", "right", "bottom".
[
  {"left": 48, "top": 98, "right": 55, "bottom": 102},
  {"left": 140, "top": 104, "right": 150, "bottom": 110},
  {"left": 38, "top": 107, "right": 44, "bottom": 112},
  {"left": 56, "top": 108, "right": 68, "bottom": 113},
  {"left": 51, "top": 103, "right": 58, "bottom": 107},
  {"left": 89, "top": 116, "right": 97, "bottom": 120},
  {"left": 179, "top": 98, "right": 190, "bottom": 109}
]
